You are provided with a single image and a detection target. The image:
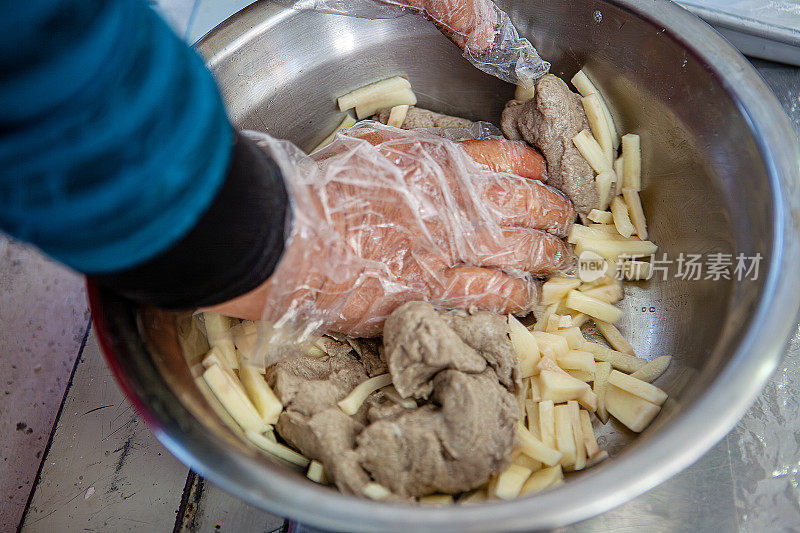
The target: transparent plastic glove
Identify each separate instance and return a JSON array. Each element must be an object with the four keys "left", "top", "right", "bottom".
[
  {"left": 283, "top": 0, "right": 549, "bottom": 86},
  {"left": 208, "top": 122, "right": 574, "bottom": 341}
]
